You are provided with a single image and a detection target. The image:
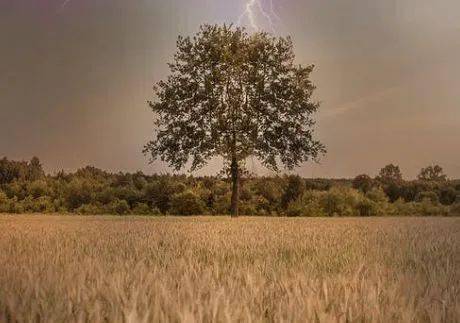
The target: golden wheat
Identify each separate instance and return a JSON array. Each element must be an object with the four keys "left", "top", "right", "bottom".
[{"left": 0, "top": 215, "right": 459, "bottom": 322}]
